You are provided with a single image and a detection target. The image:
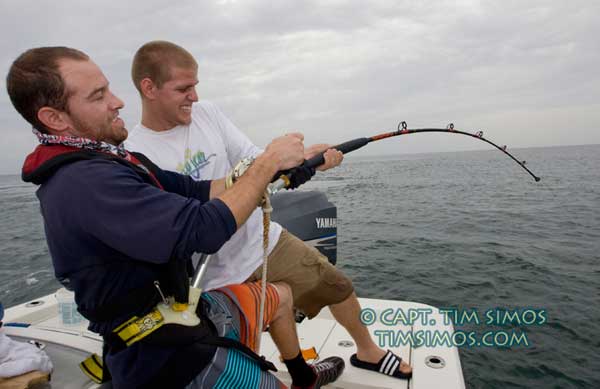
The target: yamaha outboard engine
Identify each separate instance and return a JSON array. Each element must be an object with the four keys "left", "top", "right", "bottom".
[{"left": 270, "top": 191, "right": 337, "bottom": 265}]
